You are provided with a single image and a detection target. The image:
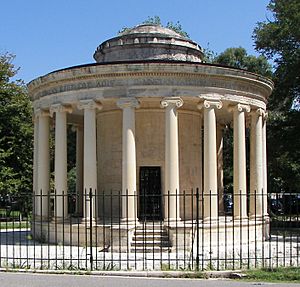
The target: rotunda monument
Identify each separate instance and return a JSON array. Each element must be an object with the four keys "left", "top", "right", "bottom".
[{"left": 28, "top": 25, "right": 273, "bottom": 252}]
